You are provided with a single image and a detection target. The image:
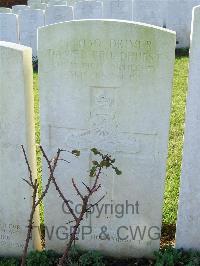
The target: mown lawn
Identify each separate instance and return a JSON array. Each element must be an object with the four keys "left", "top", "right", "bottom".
[
  {"left": 163, "top": 55, "right": 189, "bottom": 225},
  {"left": 33, "top": 55, "right": 189, "bottom": 226}
]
